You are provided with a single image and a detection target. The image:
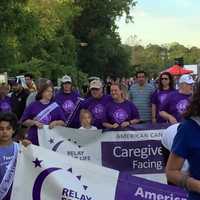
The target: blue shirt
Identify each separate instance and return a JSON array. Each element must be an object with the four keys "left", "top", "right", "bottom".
[
  {"left": 172, "top": 118, "right": 200, "bottom": 200},
  {"left": 0, "top": 143, "right": 15, "bottom": 183}
]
